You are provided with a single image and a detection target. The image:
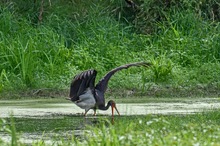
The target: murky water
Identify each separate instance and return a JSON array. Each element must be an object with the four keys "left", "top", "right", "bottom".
[
  {"left": 0, "top": 98, "right": 220, "bottom": 118},
  {"left": 0, "top": 98, "right": 220, "bottom": 144}
]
